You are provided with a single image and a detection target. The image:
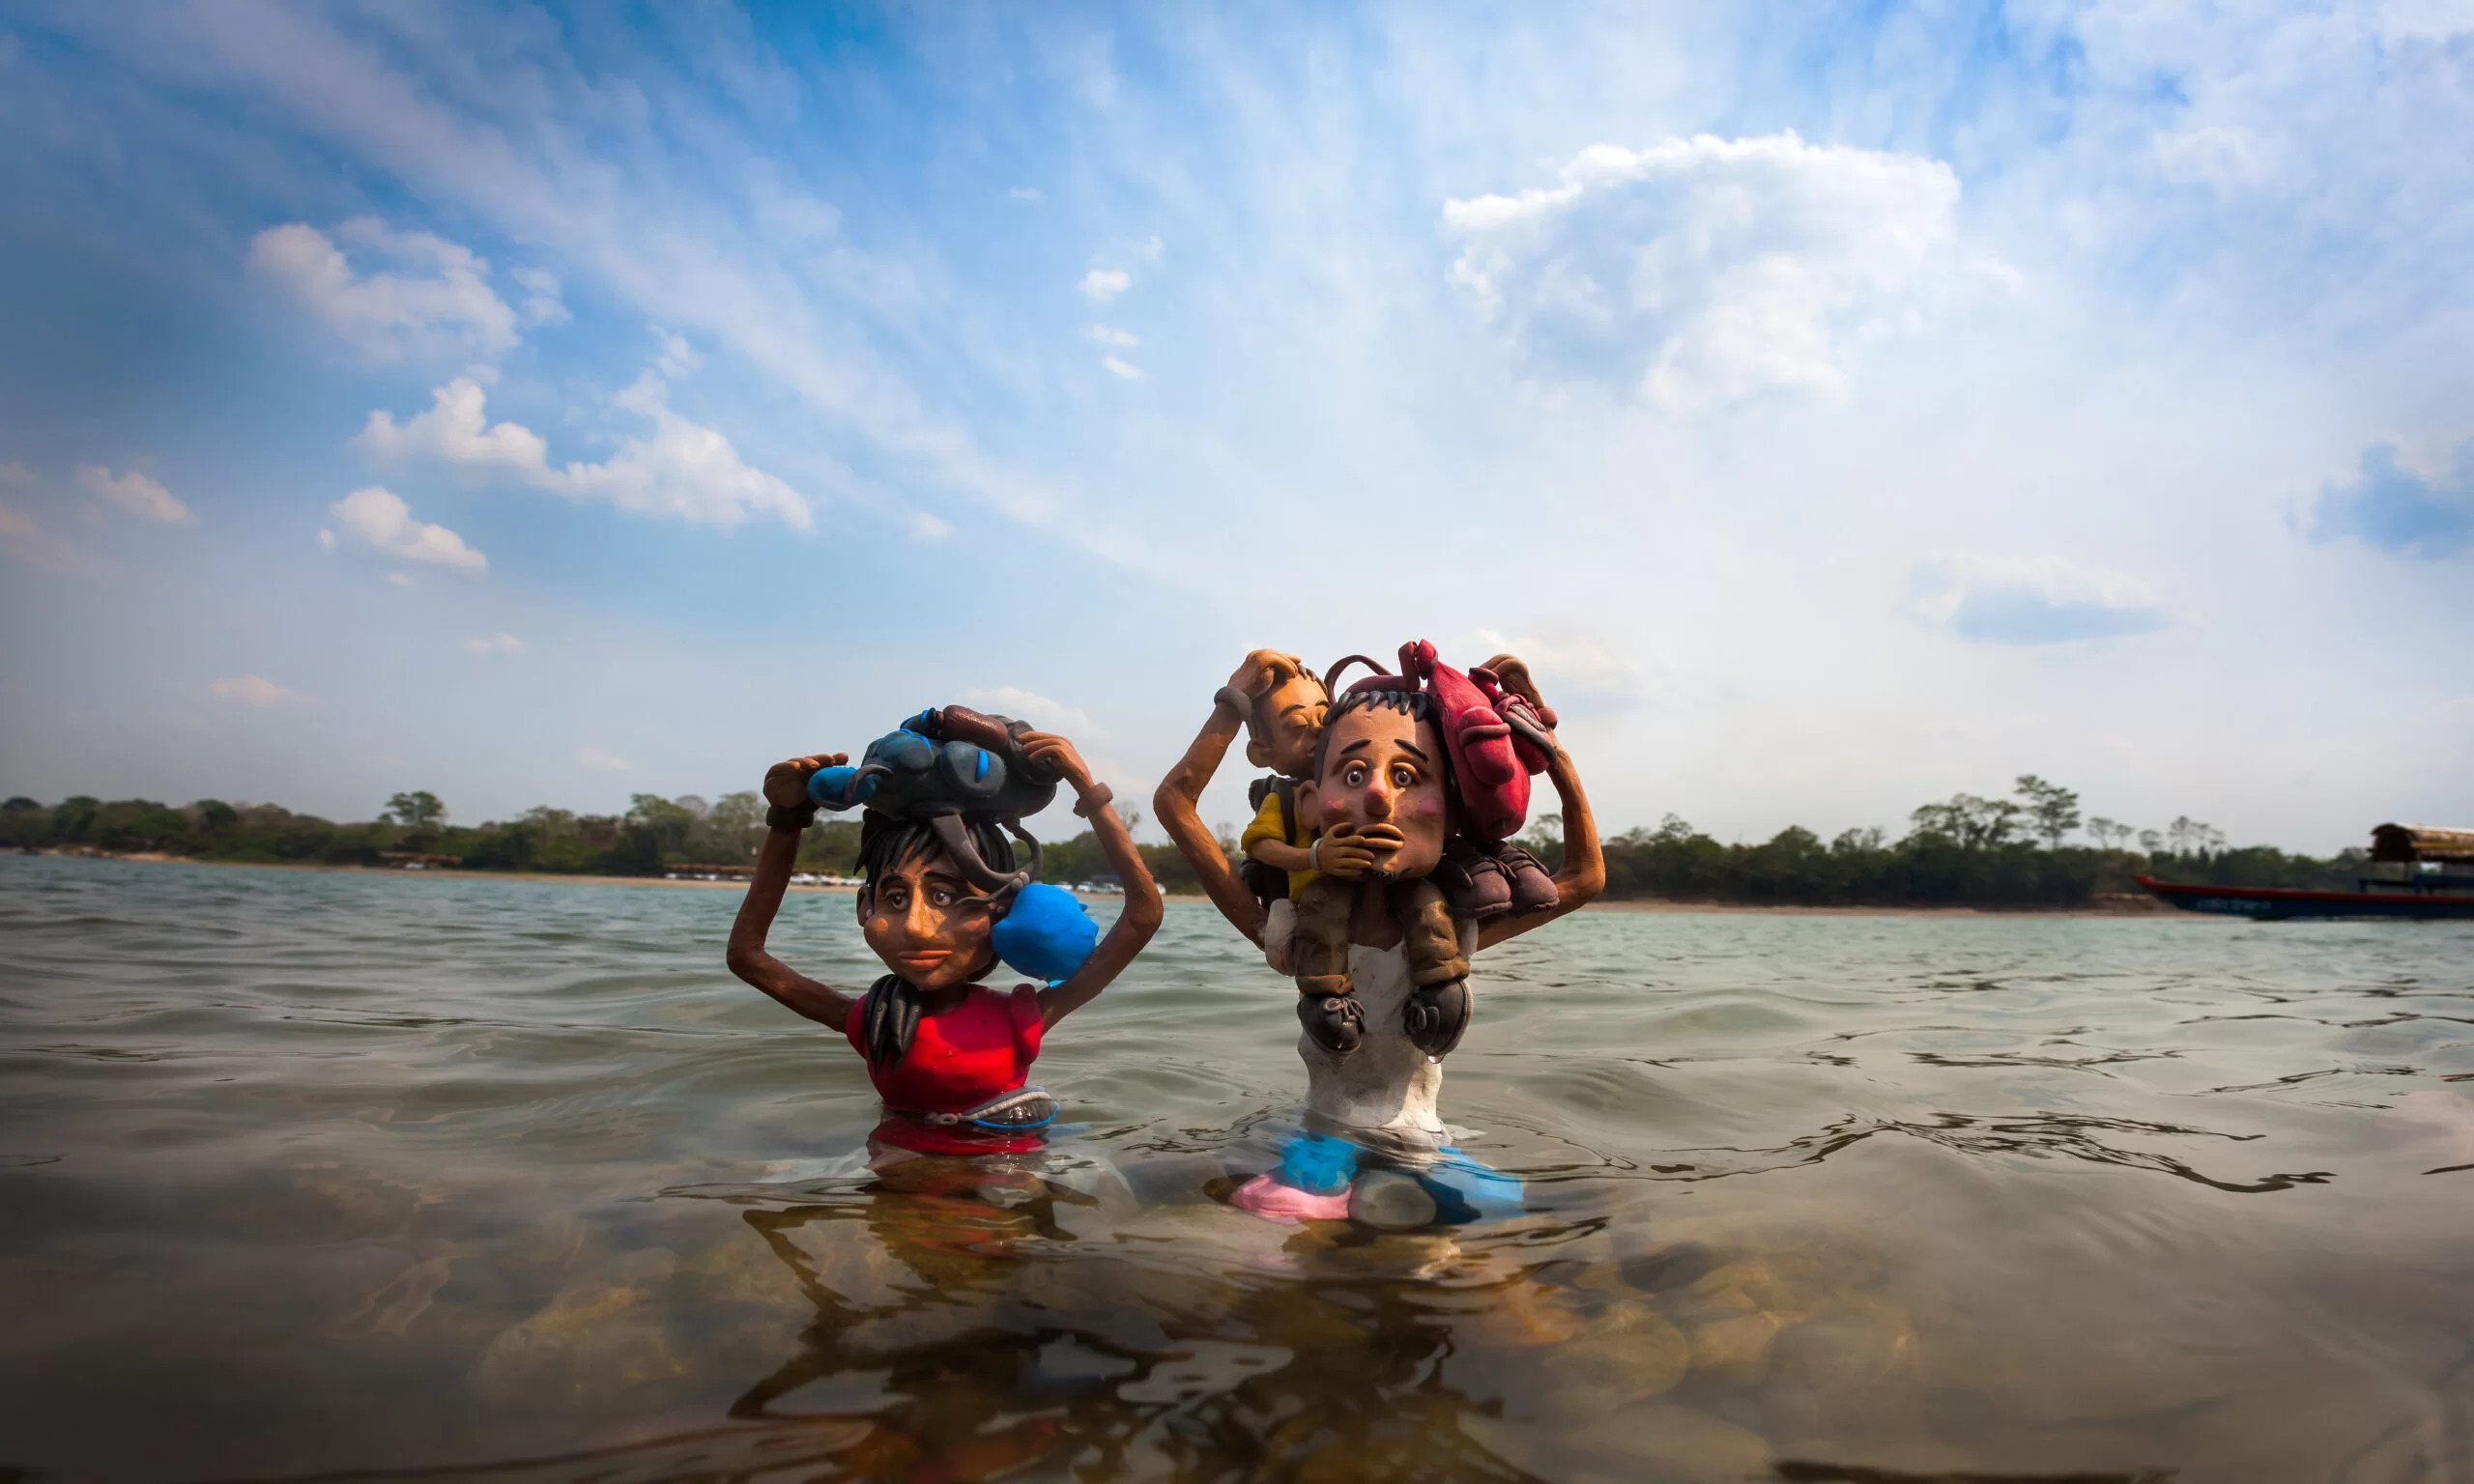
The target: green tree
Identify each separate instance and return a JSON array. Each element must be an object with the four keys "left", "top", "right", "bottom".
[
  {"left": 384, "top": 791, "right": 447, "bottom": 831},
  {"left": 2013, "top": 775, "right": 2082, "bottom": 849}
]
